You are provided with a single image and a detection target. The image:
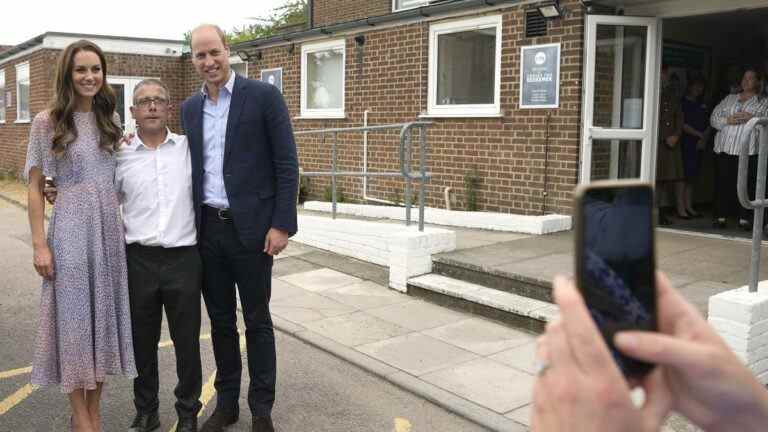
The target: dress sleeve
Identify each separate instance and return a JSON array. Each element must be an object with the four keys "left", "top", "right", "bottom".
[{"left": 22, "top": 112, "right": 55, "bottom": 183}]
